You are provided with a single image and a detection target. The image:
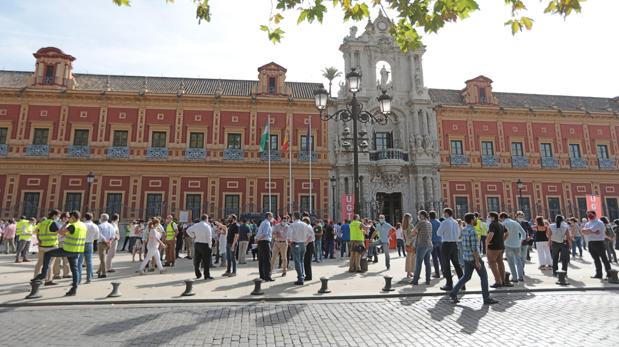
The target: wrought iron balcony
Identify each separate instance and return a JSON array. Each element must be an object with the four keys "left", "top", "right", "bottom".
[
  {"left": 67, "top": 145, "right": 90, "bottom": 158},
  {"left": 369, "top": 149, "right": 409, "bottom": 162},
  {"left": 481, "top": 155, "right": 499, "bottom": 167},
  {"left": 107, "top": 146, "right": 129, "bottom": 158},
  {"left": 450, "top": 154, "right": 469, "bottom": 166},
  {"left": 260, "top": 150, "right": 281, "bottom": 161},
  {"left": 186, "top": 148, "right": 207, "bottom": 160},
  {"left": 598, "top": 158, "right": 615, "bottom": 170},
  {"left": 223, "top": 148, "right": 244, "bottom": 160},
  {"left": 511, "top": 155, "right": 529, "bottom": 168},
  {"left": 570, "top": 157, "right": 588, "bottom": 169},
  {"left": 541, "top": 156, "right": 559, "bottom": 168},
  {"left": 299, "top": 151, "right": 317, "bottom": 162},
  {"left": 0, "top": 144, "right": 7, "bottom": 156},
  {"left": 26, "top": 144, "right": 49, "bottom": 156},
  {"left": 147, "top": 147, "right": 168, "bottom": 159}
]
